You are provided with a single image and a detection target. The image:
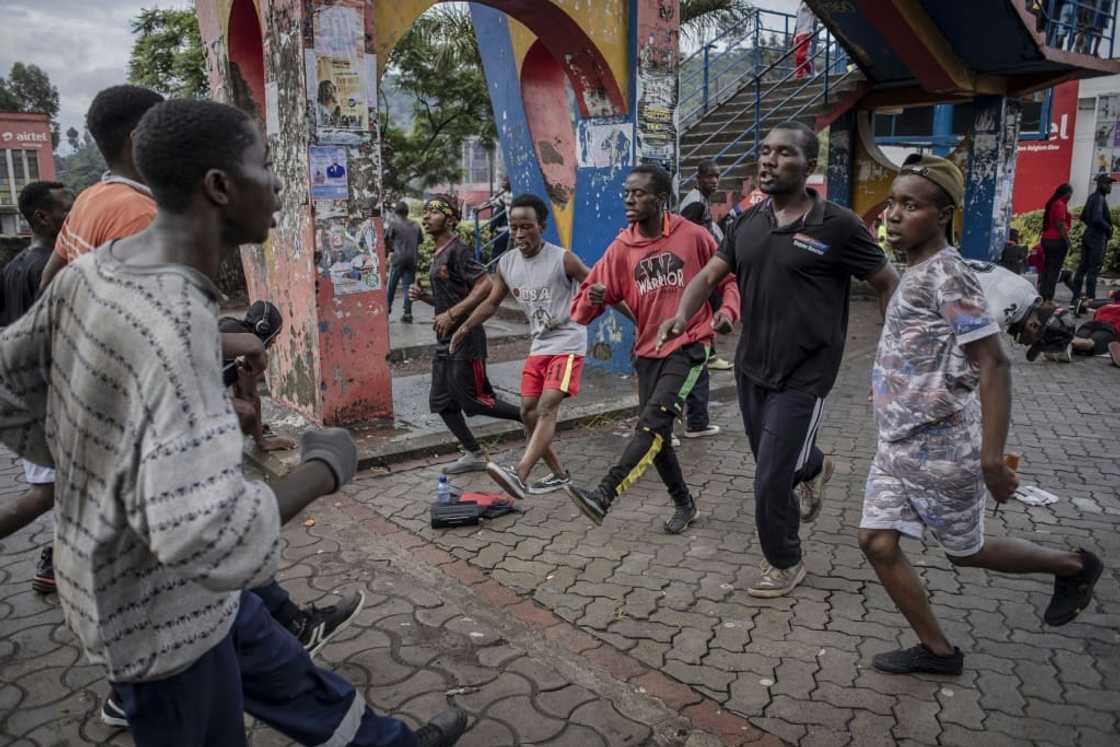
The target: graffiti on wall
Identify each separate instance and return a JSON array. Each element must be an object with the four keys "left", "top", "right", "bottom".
[
  {"left": 634, "top": 0, "right": 679, "bottom": 183},
  {"left": 578, "top": 119, "right": 632, "bottom": 170}
]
